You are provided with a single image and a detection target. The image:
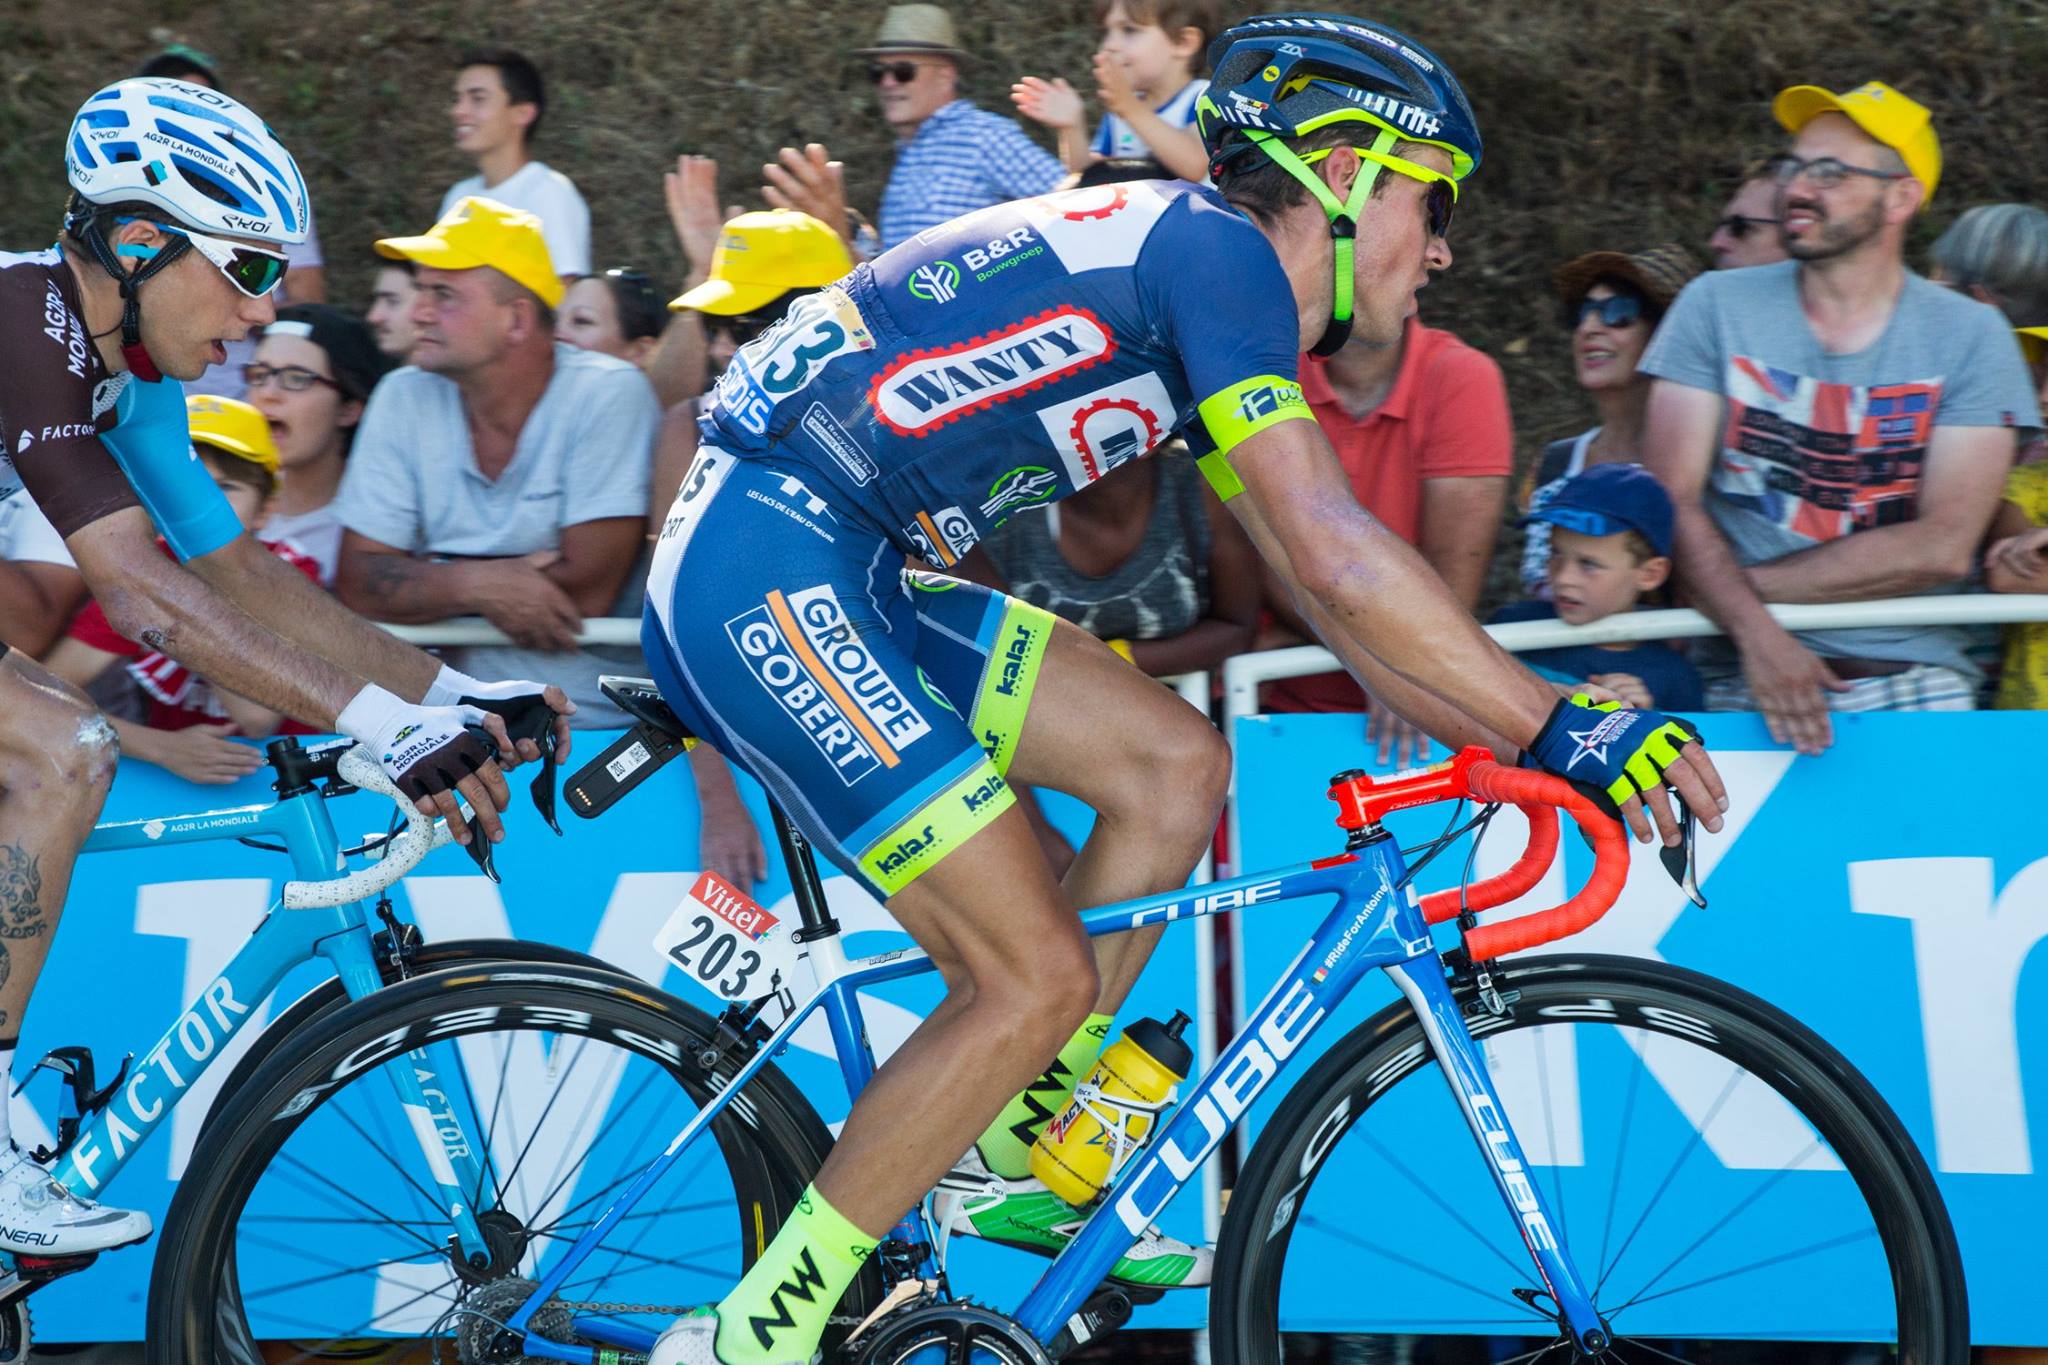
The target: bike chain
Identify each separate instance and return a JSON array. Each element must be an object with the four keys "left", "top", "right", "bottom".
[{"left": 551, "top": 1298, "right": 867, "bottom": 1327}]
